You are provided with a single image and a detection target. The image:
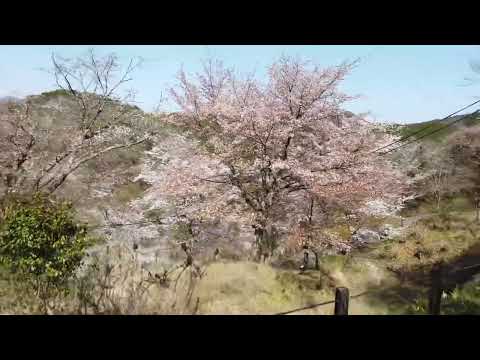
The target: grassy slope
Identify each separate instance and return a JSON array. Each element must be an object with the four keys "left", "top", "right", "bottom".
[{"left": 145, "top": 257, "right": 398, "bottom": 315}]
